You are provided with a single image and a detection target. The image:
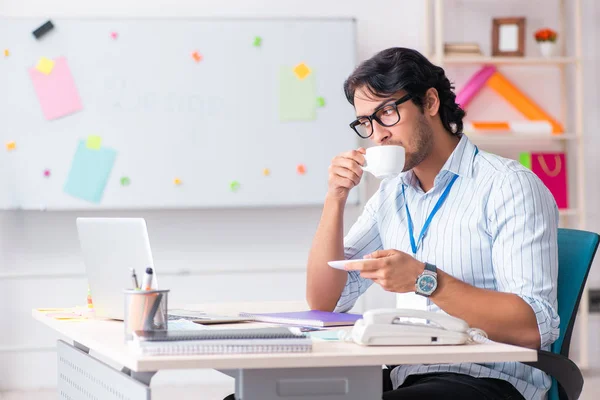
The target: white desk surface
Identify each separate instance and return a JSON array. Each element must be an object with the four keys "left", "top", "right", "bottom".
[{"left": 32, "top": 302, "right": 537, "bottom": 372}]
